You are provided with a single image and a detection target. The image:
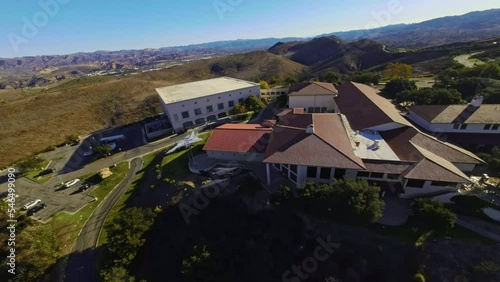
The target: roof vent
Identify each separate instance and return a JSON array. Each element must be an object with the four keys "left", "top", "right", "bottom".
[
  {"left": 470, "top": 96, "right": 484, "bottom": 108},
  {"left": 306, "top": 124, "right": 315, "bottom": 134}
]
